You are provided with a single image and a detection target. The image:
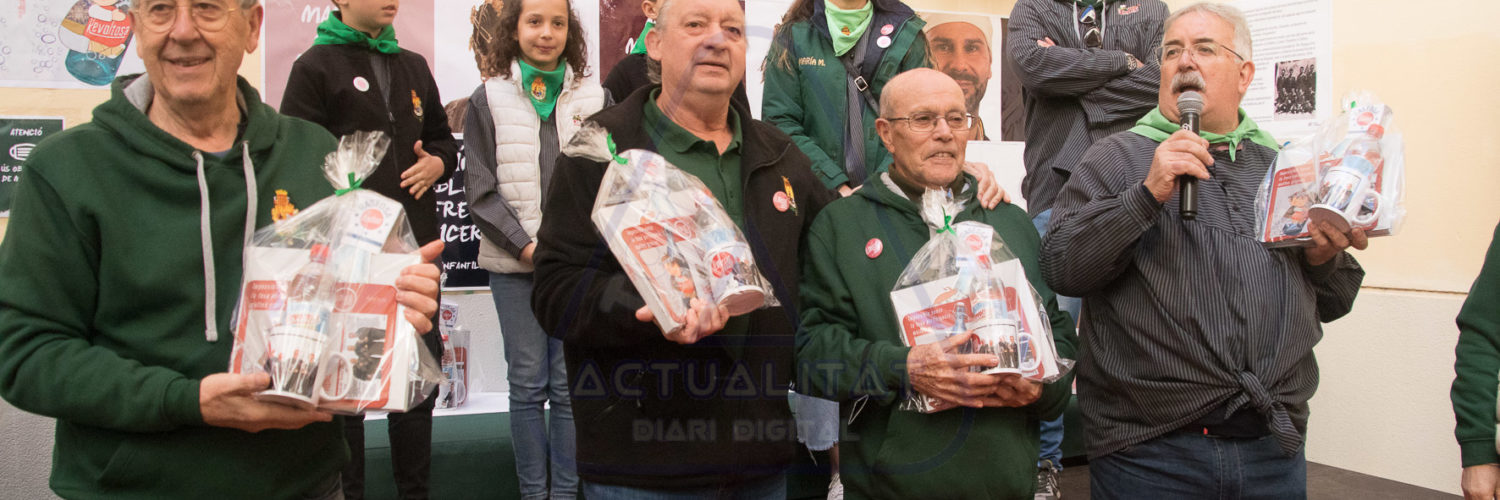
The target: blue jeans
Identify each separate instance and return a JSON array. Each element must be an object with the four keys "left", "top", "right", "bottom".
[
  {"left": 1032, "top": 209, "right": 1077, "bottom": 469},
  {"left": 491, "top": 272, "right": 577, "bottom": 500},
  {"left": 788, "top": 392, "right": 839, "bottom": 452},
  {"left": 1089, "top": 432, "right": 1307, "bottom": 500},
  {"left": 581, "top": 473, "right": 787, "bottom": 500}
]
